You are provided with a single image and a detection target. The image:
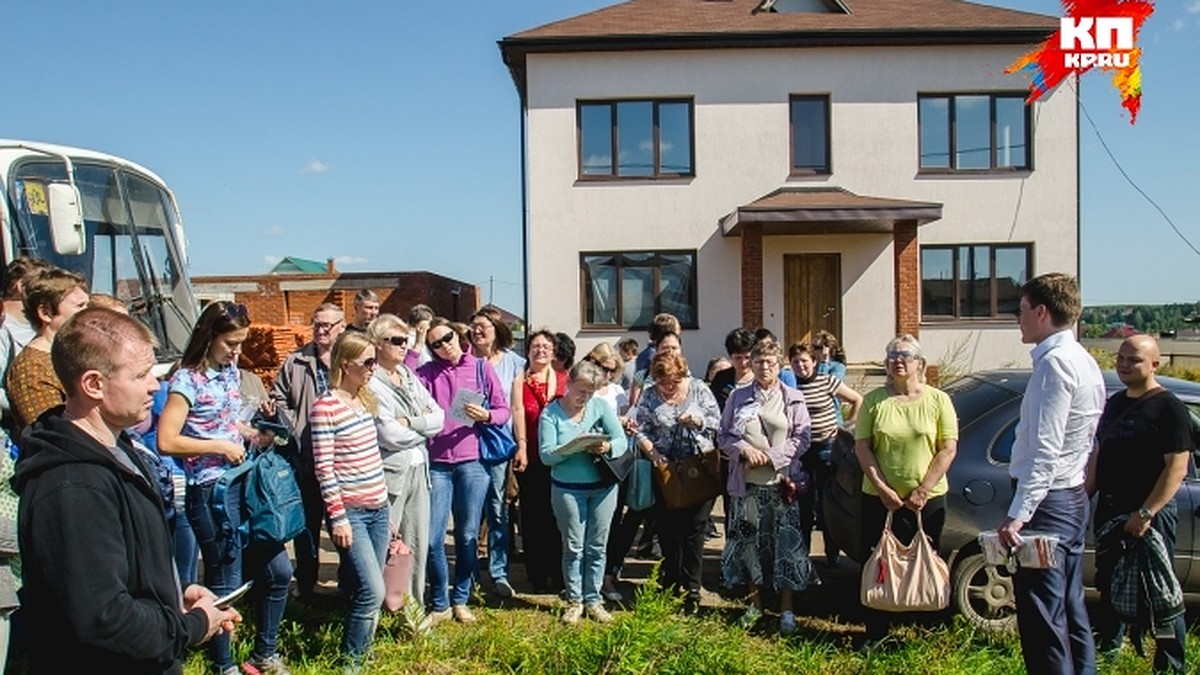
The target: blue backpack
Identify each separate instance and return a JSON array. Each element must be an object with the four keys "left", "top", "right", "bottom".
[{"left": 213, "top": 449, "right": 305, "bottom": 548}]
